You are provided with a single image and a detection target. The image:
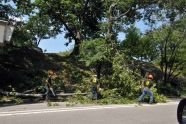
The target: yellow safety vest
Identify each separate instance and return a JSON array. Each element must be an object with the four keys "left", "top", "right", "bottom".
[
  {"left": 92, "top": 77, "right": 97, "bottom": 83},
  {"left": 145, "top": 81, "right": 150, "bottom": 86}
]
